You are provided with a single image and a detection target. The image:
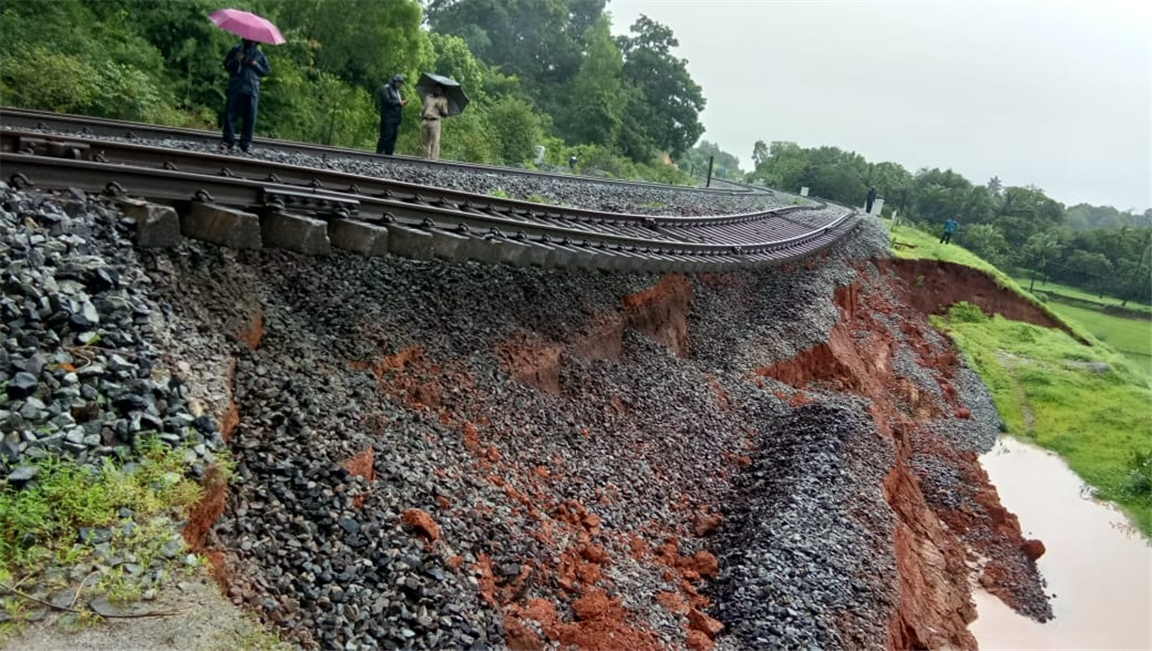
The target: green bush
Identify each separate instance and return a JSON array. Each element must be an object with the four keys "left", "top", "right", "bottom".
[
  {"left": 487, "top": 97, "right": 542, "bottom": 165},
  {"left": 948, "top": 301, "right": 989, "bottom": 323},
  {"left": 1121, "top": 450, "right": 1152, "bottom": 501},
  {"left": 0, "top": 438, "right": 205, "bottom": 572},
  {"left": 0, "top": 44, "right": 102, "bottom": 114}
]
